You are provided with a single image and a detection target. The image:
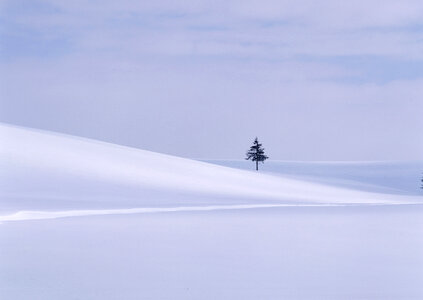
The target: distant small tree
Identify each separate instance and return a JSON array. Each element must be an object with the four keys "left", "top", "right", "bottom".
[
  {"left": 421, "top": 173, "right": 423, "bottom": 189},
  {"left": 246, "top": 137, "right": 269, "bottom": 171}
]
